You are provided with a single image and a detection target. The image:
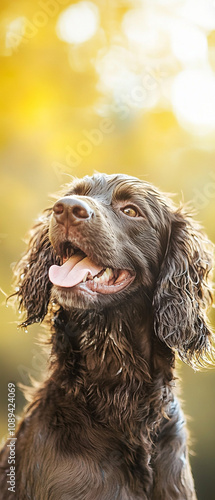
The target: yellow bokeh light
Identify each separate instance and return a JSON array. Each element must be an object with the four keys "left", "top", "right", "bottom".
[
  {"left": 178, "top": 0, "right": 215, "bottom": 32},
  {"left": 95, "top": 46, "right": 160, "bottom": 112},
  {"left": 56, "top": 1, "right": 99, "bottom": 44},
  {"left": 5, "top": 17, "right": 26, "bottom": 52},
  {"left": 170, "top": 23, "right": 208, "bottom": 65},
  {"left": 172, "top": 69, "right": 215, "bottom": 134},
  {"left": 122, "top": 8, "right": 169, "bottom": 57}
]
